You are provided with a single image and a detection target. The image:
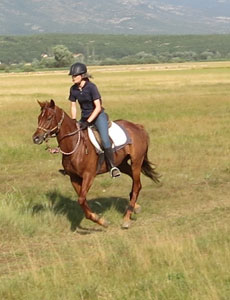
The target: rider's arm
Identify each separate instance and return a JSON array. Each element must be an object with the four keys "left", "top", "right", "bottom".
[
  {"left": 70, "top": 101, "right": 77, "bottom": 119},
  {"left": 87, "top": 99, "right": 102, "bottom": 123}
]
